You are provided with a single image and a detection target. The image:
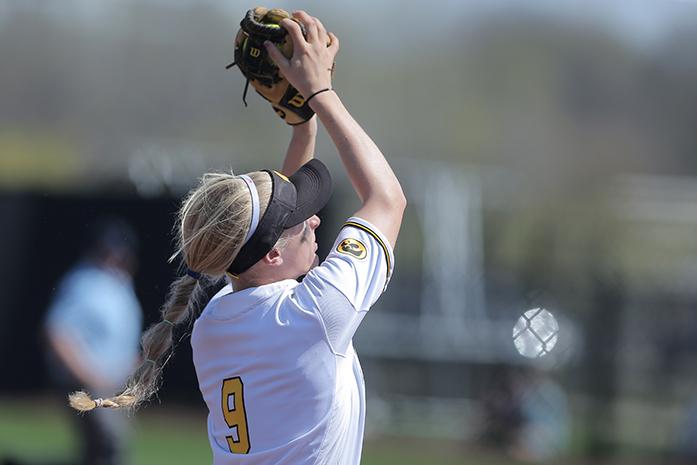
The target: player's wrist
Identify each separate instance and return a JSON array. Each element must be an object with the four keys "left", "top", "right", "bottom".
[
  {"left": 294, "top": 77, "right": 331, "bottom": 100},
  {"left": 305, "top": 88, "right": 333, "bottom": 104},
  {"left": 307, "top": 88, "right": 336, "bottom": 110}
]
